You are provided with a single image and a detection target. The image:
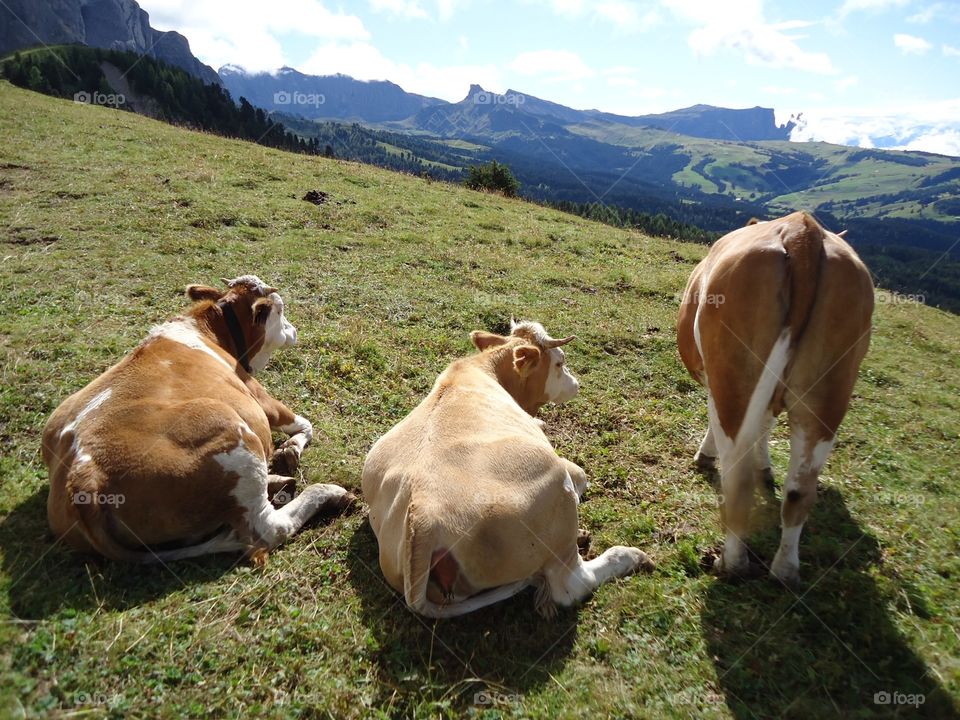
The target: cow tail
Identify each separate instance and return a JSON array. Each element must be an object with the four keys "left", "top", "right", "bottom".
[
  {"left": 402, "top": 503, "right": 434, "bottom": 612},
  {"left": 780, "top": 211, "right": 825, "bottom": 343}
]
